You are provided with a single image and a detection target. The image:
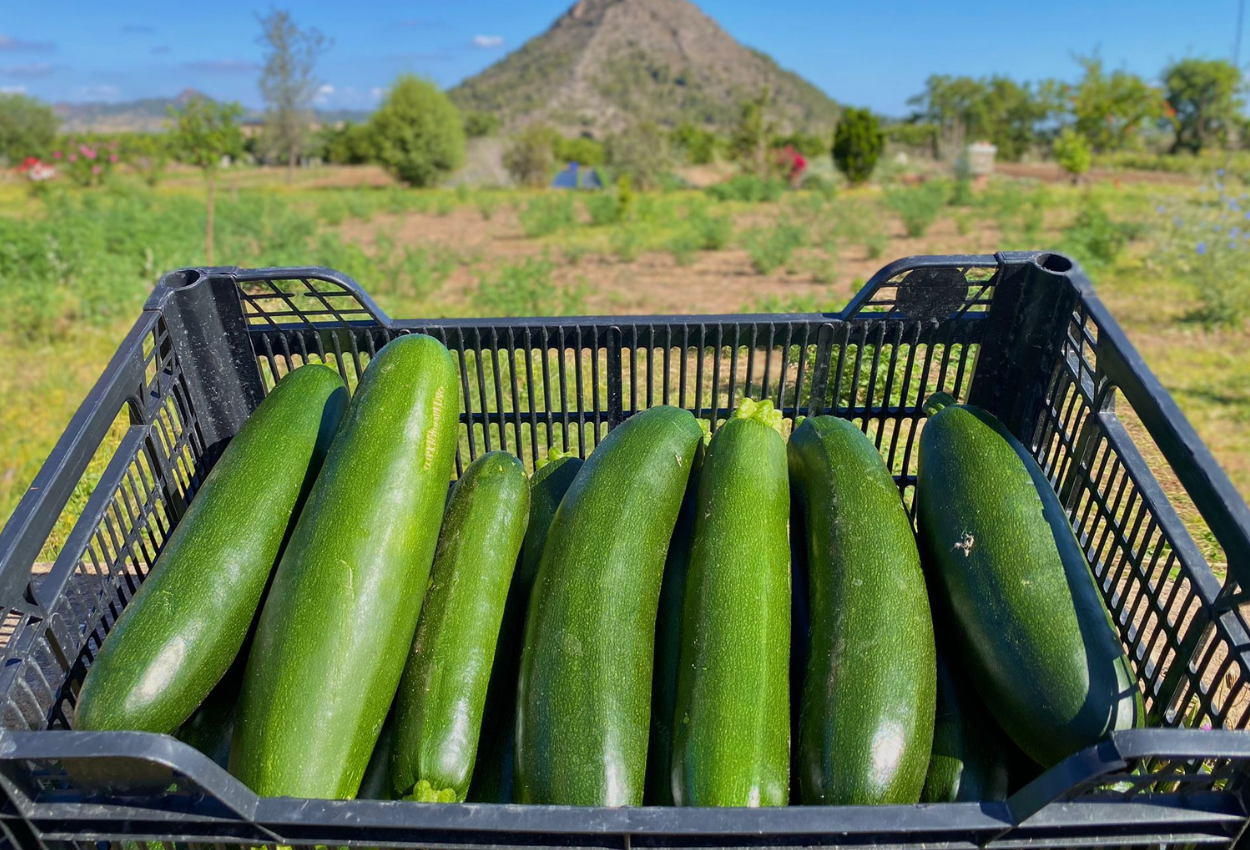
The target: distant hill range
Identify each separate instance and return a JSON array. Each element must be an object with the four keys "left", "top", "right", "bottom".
[
  {"left": 449, "top": 0, "right": 838, "bottom": 136},
  {"left": 54, "top": 88, "right": 370, "bottom": 133},
  {"left": 56, "top": 0, "right": 837, "bottom": 137}
]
